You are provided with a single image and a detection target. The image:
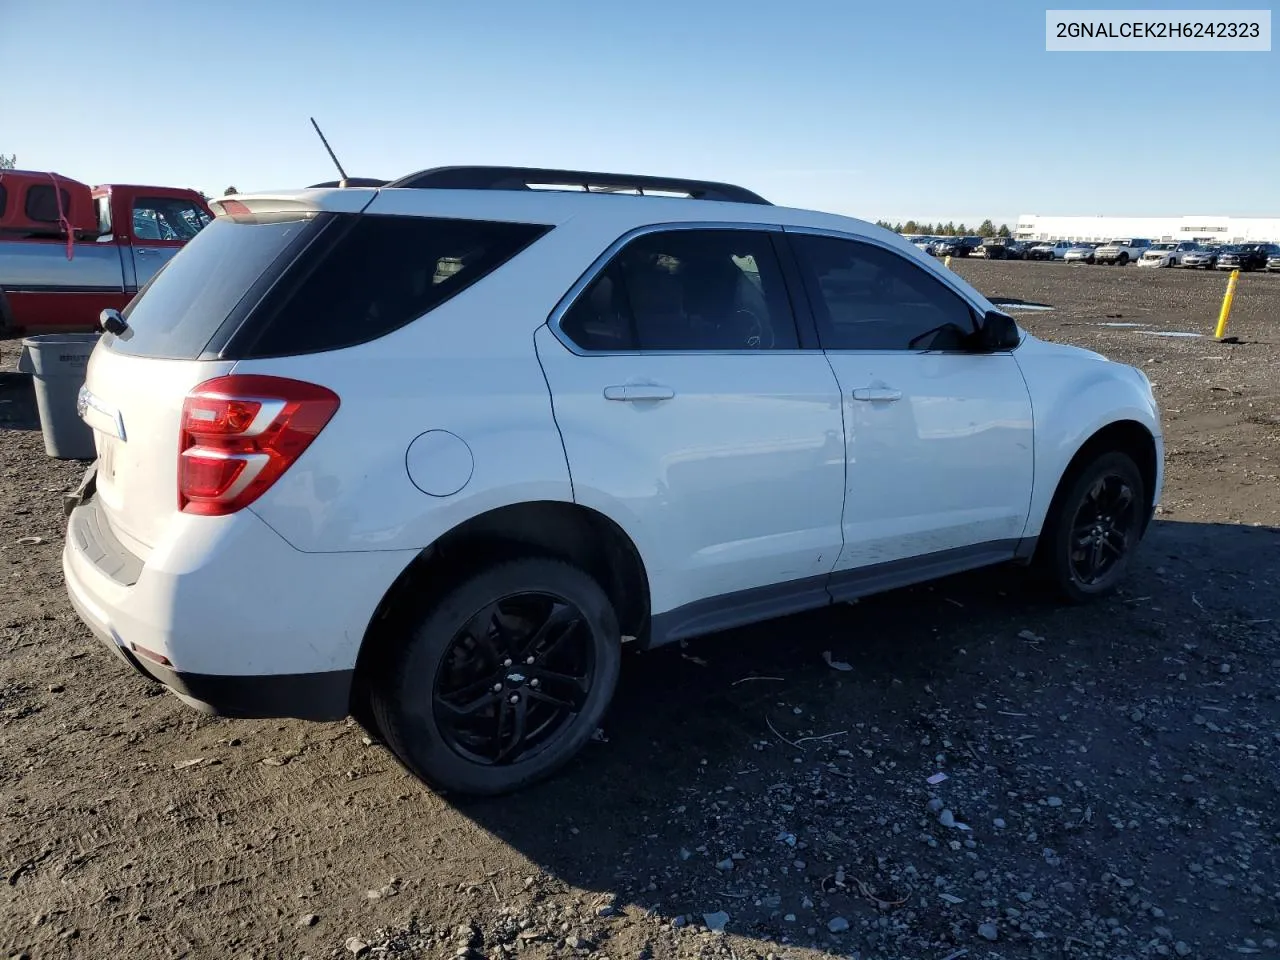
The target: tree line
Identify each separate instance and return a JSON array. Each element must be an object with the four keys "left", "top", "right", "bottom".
[{"left": 873, "top": 218, "right": 1012, "bottom": 238}]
